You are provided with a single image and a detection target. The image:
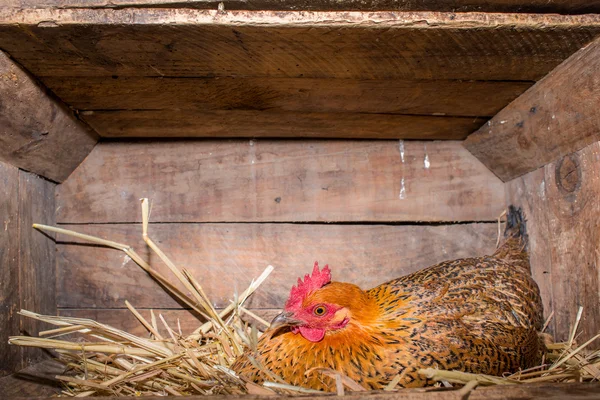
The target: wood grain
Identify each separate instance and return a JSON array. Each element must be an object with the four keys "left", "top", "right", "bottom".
[
  {"left": 3, "top": 0, "right": 600, "bottom": 14},
  {"left": 81, "top": 110, "right": 484, "bottom": 139},
  {"left": 56, "top": 140, "right": 506, "bottom": 223},
  {"left": 18, "top": 171, "right": 56, "bottom": 367},
  {"left": 0, "top": 360, "right": 63, "bottom": 398},
  {"left": 0, "top": 10, "right": 599, "bottom": 81},
  {"left": 55, "top": 222, "right": 498, "bottom": 309},
  {"left": 465, "top": 37, "right": 600, "bottom": 182},
  {"left": 506, "top": 141, "right": 600, "bottom": 345},
  {"left": 0, "top": 161, "right": 21, "bottom": 377},
  {"left": 41, "top": 76, "right": 530, "bottom": 116},
  {"left": 58, "top": 308, "right": 281, "bottom": 337},
  {"left": 0, "top": 51, "right": 98, "bottom": 183}
]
